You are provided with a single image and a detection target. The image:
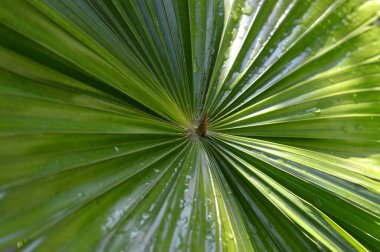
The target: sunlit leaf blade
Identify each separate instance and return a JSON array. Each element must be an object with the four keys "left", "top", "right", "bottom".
[
  {"left": 0, "top": 0, "right": 379, "bottom": 251},
  {"left": 208, "top": 134, "right": 380, "bottom": 249},
  {"left": 0, "top": 0, "right": 189, "bottom": 126},
  {"left": 189, "top": 0, "right": 224, "bottom": 117},
  {"left": 206, "top": 0, "right": 380, "bottom": 120}
]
